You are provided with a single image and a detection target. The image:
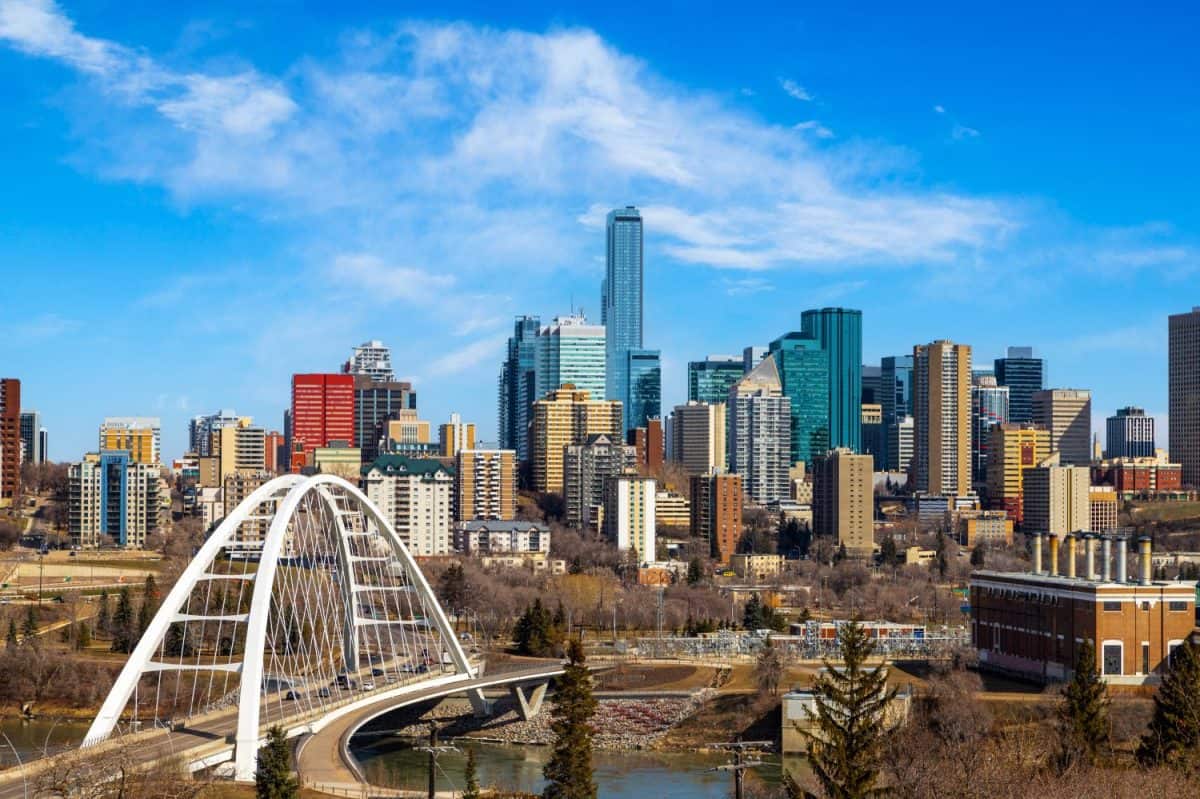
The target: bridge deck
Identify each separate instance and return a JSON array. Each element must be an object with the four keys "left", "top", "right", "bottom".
[{"left": 296, "top": 662, "right": 565, "bottom": 788}]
